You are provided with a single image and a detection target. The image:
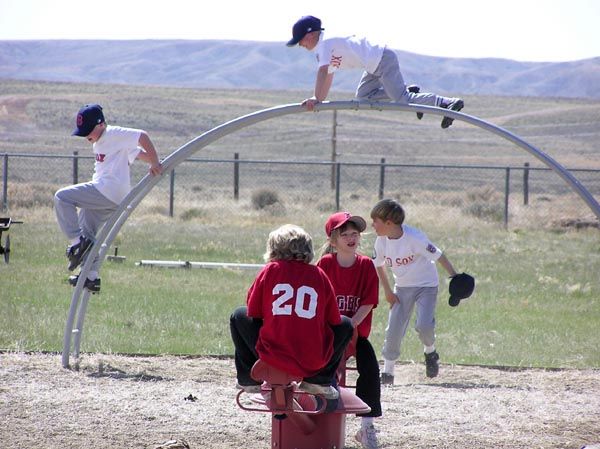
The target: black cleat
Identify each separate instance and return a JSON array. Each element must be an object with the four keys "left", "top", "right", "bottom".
[
  {"left": 441, "top": 99, "right": 464, "bottom": 129},
  {"left": 425, "top": 351, "right": 440, "bottom": 378},
  {"left": 68, "top": 274, "right": 101, "bottom": 293},
  {"left": 406, "top": 85, "right": 424, "bottom": 119},
  {"left": 380, "top": 372, "right": 394, "bottom": 385},
  {"left": 66, "top": 236, "right": 94, "bottom": 271}
]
